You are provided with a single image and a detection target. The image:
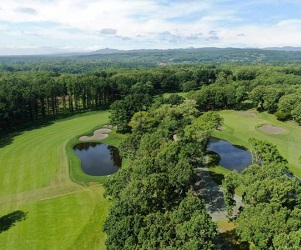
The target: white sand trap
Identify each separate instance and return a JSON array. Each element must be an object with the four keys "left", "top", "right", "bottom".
[
  {"left": 217, "top": 125, "right": 225, "bottom": 131},
  {"left": 258, "top": 124, "right": 285, "bottom": 134},
  {"left": 79, "top": 128, "right": 111, "bottom": 141},
  {"left": 103, "top": 124, "right": 113, "bottom": 128},
  {"left": 236, "top": 111, "right": 256, "bottom": 117}
]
